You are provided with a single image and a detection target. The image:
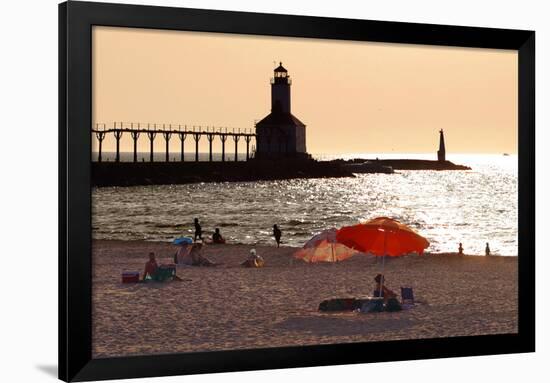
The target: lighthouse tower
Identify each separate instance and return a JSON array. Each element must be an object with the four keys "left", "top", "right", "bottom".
[
  {"left": 437, "top": 129, "right": 446, "bottom": 162},
  {"left": 271, "top": 63, "right": 291, "bottom": 113},
  {"left": 255, "top": 63, "right": 307, "bottom": 159}
]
